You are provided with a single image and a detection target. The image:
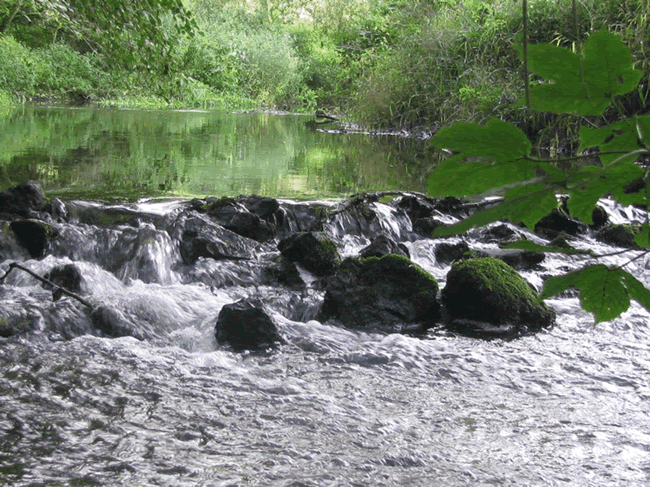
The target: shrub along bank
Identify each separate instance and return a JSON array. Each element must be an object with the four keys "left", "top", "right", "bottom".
[{"left": 0, "top": 0, "right": 648, "bottom": 146}]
